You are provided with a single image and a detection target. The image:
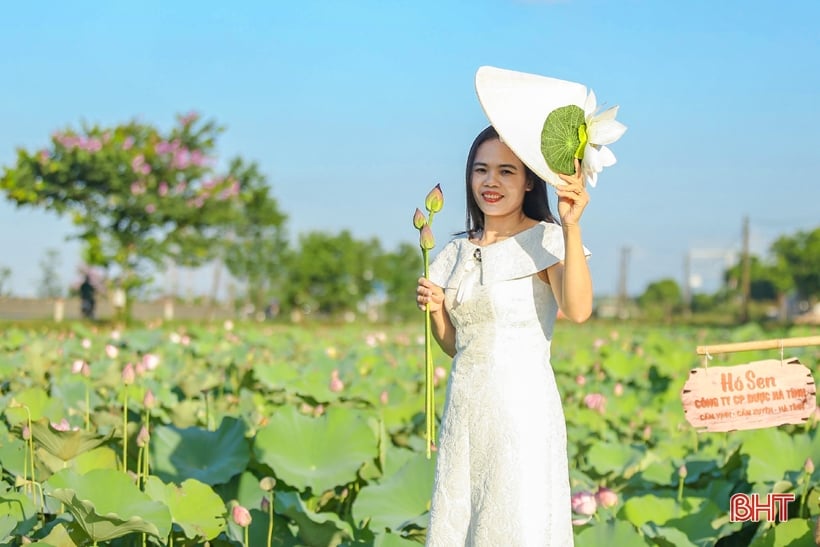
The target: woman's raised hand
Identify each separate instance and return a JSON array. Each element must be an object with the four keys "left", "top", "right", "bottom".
[
  {"left": 417, "top": 277, "right": 445, "bottom": 312},
  {"left": 556, "top": 158, "right": 589, "bottom": 227}
]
